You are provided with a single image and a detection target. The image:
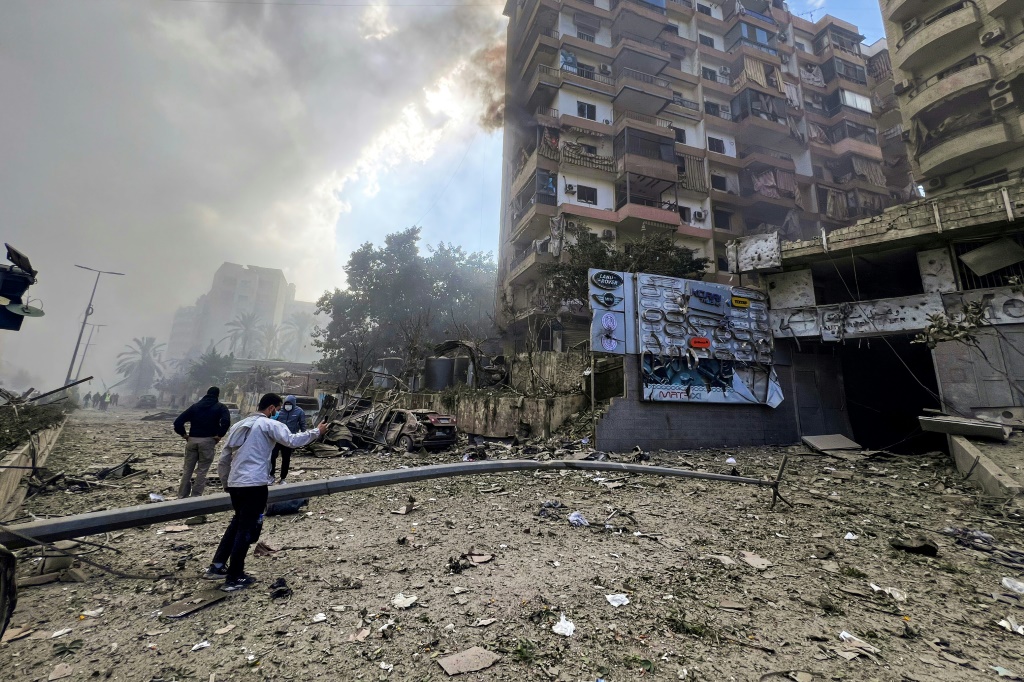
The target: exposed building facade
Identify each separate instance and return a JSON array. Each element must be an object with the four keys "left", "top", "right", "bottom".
[
  {"left": 499, "top": 0, "right": 902, "bottom": 349},
  {"left": 167, "top": 263, "right": 319, "bottom": 362},
  {"left": 880, "top": 0, "right": 1024, "bottom": 193},
  {"left": 864, "top": 38, "right": 918, "bottom": 204}
]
